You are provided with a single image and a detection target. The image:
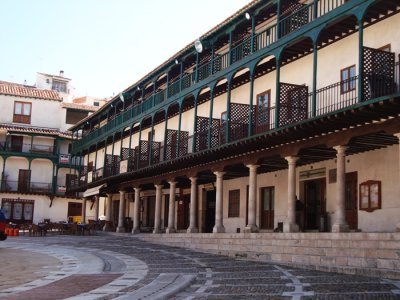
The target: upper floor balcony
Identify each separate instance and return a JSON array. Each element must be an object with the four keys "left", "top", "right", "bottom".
[
  {"left": 69, "top": 48, "right": 400, "bottom": 190},
  {"left": 72, "top": 0, "right": 357, "bottom": 152}
]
